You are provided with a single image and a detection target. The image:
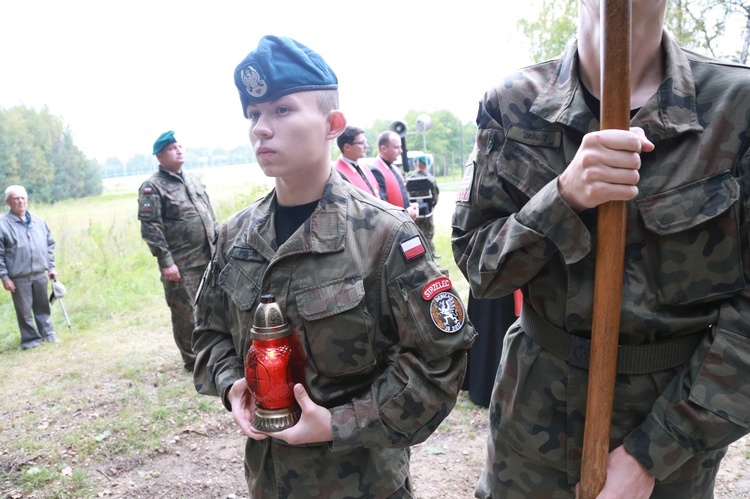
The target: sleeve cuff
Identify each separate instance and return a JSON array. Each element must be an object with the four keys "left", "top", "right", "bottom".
[
  {"left": 516, "top": 179, "right": 591, "bottom": 264},
  {"left": 623, "top": 415, "right": 695, "bottom": 481},
  {"left": 158, "top": 256, "right": 175, "bottom": 268}
]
